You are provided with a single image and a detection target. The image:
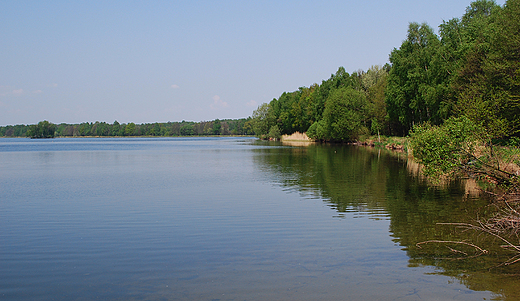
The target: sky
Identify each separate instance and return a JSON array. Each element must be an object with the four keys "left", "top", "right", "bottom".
[{"left": 0, "top": 0, "right": 506, "bottom": 126}]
